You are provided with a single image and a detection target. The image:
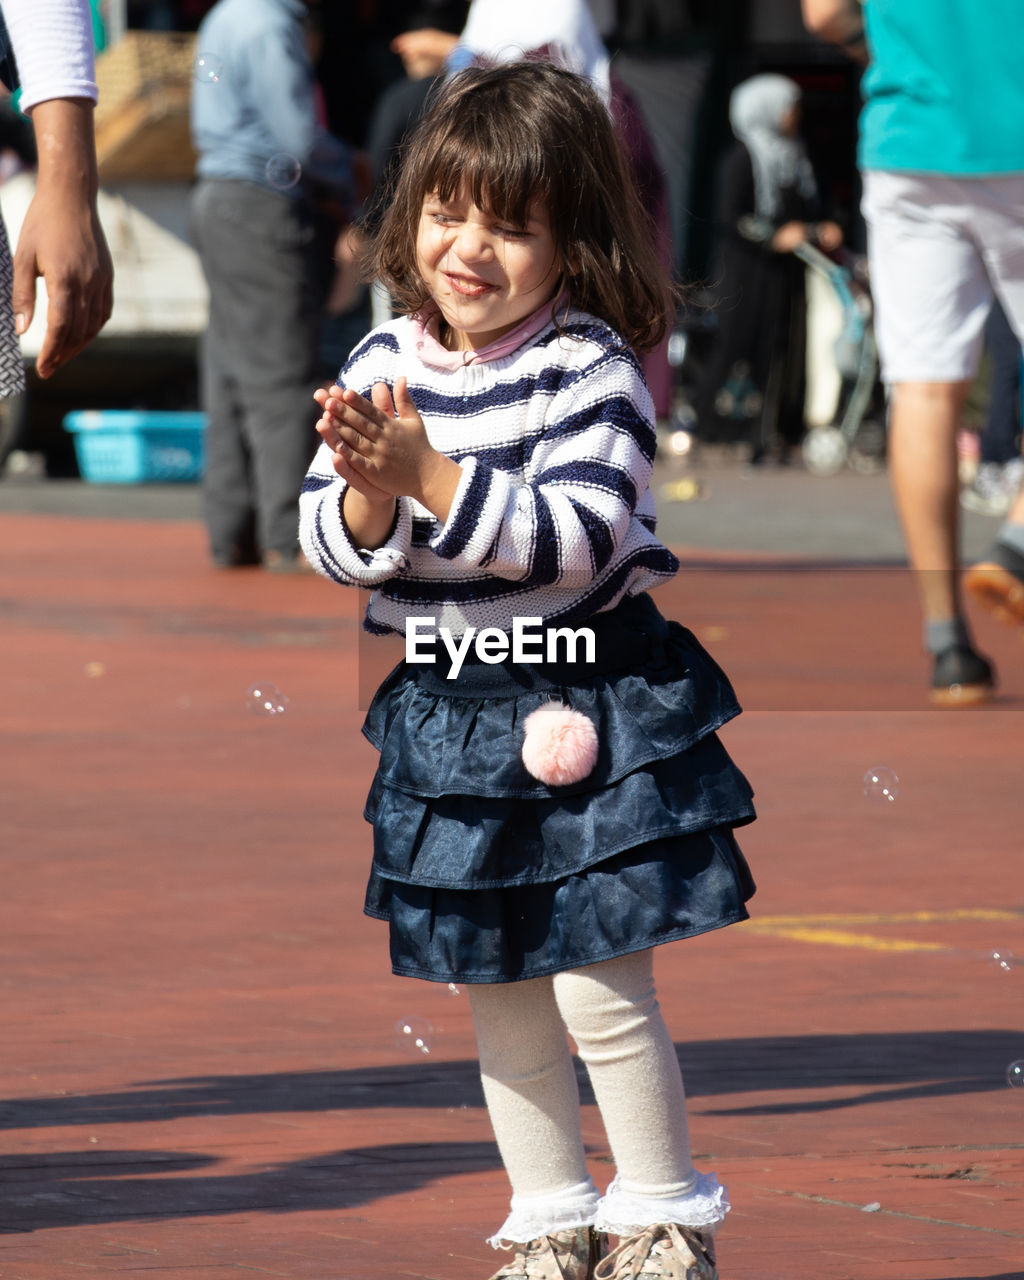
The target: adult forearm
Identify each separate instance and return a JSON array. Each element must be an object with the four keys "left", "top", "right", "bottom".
[
  {"left": 30, "top": 97, "right": 100, "bottom": 202},
  {"left": 801, "top": 0, "right": 868, "bottom": 63}
]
